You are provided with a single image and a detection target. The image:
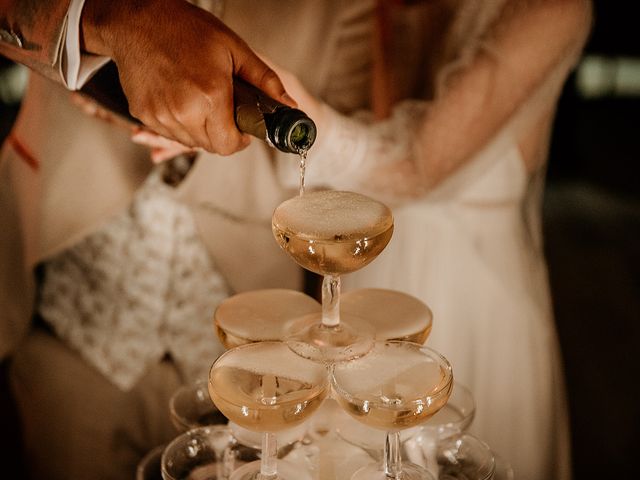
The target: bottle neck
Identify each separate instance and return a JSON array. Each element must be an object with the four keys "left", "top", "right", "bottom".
[
  {"left": 264, "top": 109, "right": 316, "bottom": 154},
  {"left": 233, "top": 78, "right": 316, "bottom": 154},
  {"left": 79, "top": 67, "right": 317, "bottom": 154}
]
